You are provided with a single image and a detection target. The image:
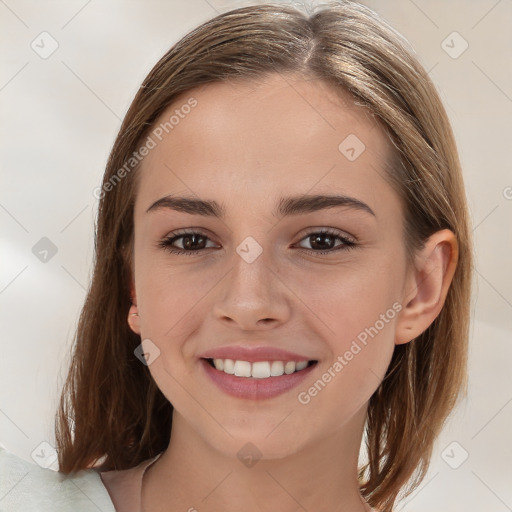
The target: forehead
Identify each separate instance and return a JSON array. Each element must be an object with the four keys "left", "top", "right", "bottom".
[{"left": 134, "top": 73, "right": 398, "bottom": 217}]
